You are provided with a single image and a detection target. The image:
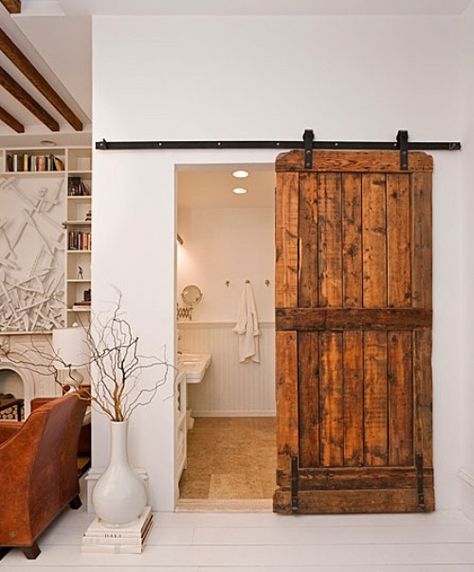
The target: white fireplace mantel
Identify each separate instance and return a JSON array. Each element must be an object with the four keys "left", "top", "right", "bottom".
[{"left": 0, "top": 332, "right": 61, "bottom": 417}]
